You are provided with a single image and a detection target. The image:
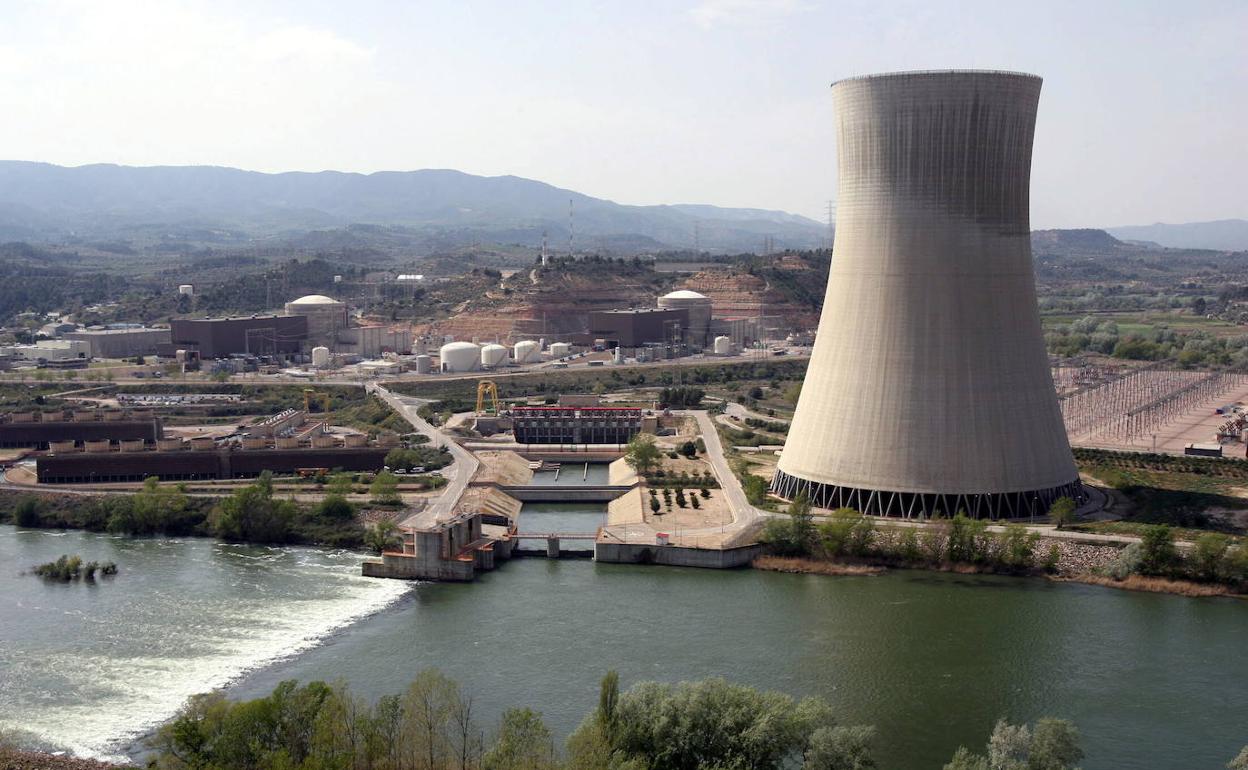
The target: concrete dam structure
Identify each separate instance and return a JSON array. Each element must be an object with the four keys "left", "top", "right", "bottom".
[{"left": 773, "top": 70, "right": 1081, "bottom": 518}]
